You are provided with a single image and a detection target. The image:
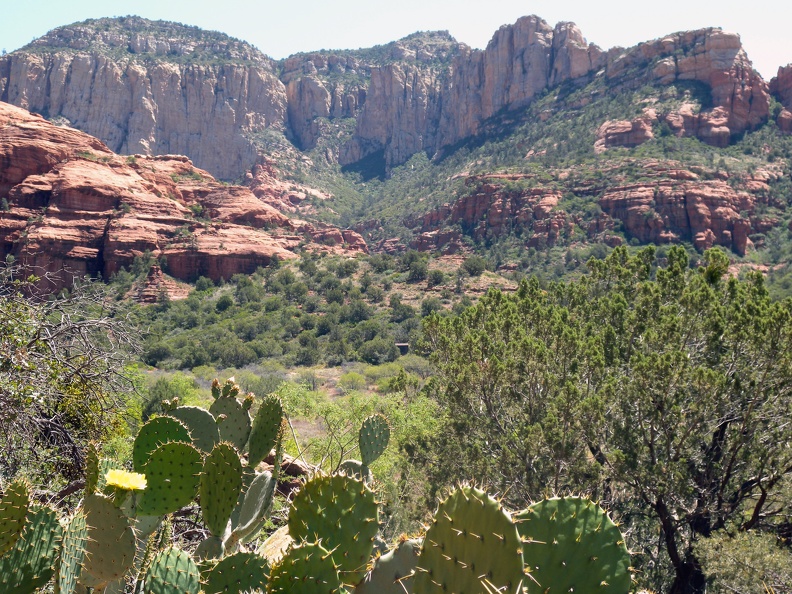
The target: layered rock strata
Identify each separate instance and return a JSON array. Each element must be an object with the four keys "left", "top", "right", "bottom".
[
  {"left": 407, "top": 162, "right": 778, "bottom": 256},
  {"left": 0, "top": 102, "right": 364, "bottom": 292},
  {"left": 0, "top": 15, "right": 773, "bottom": 178}
]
